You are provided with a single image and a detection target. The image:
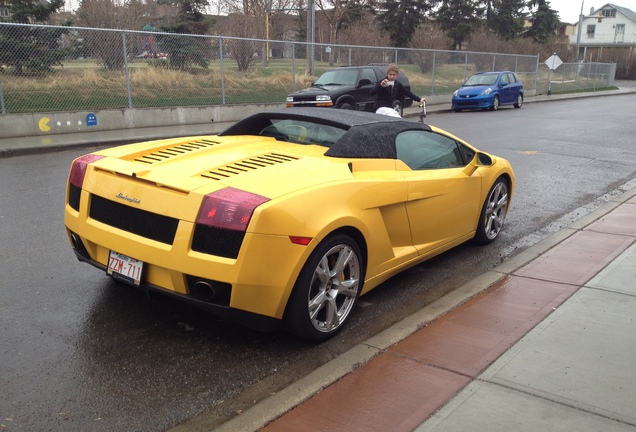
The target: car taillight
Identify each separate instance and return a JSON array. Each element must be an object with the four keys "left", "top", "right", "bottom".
[
  {"left": 69, "top": 154, "right": 105, "bottom": 188},
  {"left": 196, "top": 188, "right": 270, "bottom": 232}
]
